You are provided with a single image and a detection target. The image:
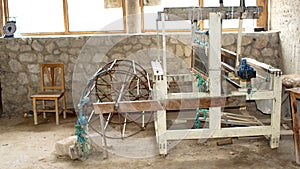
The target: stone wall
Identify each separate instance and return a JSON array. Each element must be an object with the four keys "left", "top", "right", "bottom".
[
  {"left": 270, "top": 1, "right": 300, "bottom": 74},
  {"left": 0, "top": 32, "right": 281, "bottom": 115}
]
